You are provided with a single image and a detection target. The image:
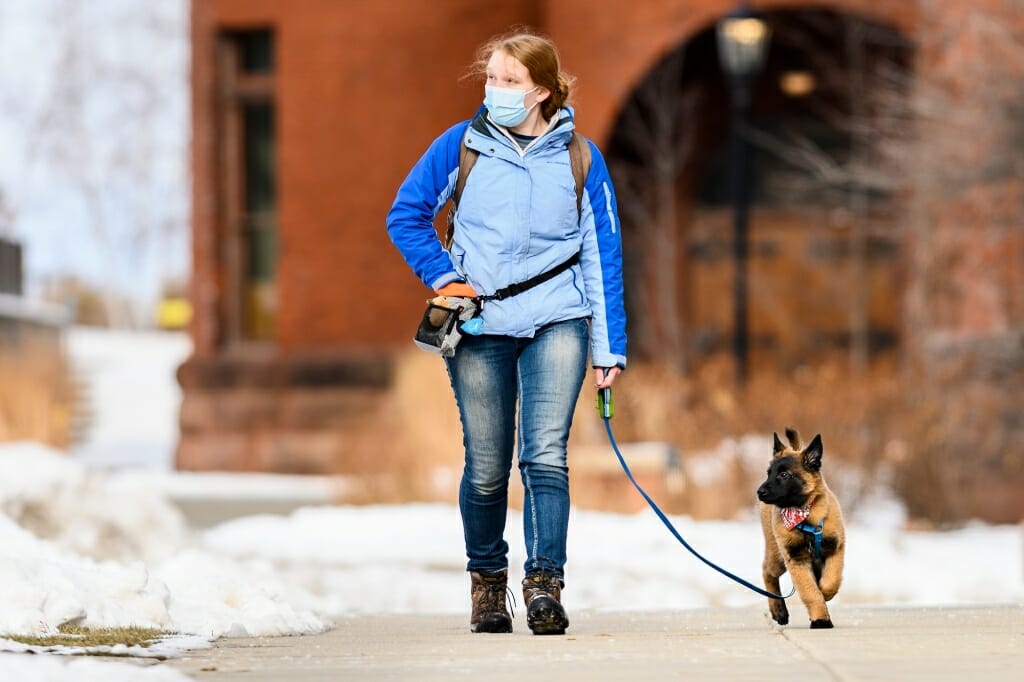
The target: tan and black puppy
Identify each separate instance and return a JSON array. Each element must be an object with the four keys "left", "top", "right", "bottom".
[{"left": 757, "top": 427, "right": 845, "bottom": 629}]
